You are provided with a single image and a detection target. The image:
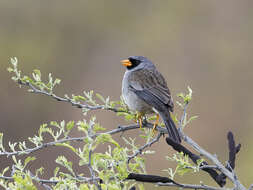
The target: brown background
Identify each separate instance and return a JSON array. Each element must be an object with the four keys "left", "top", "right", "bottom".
[{"left": 0, "top": 1, "right": 253, "bottom": 189}]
